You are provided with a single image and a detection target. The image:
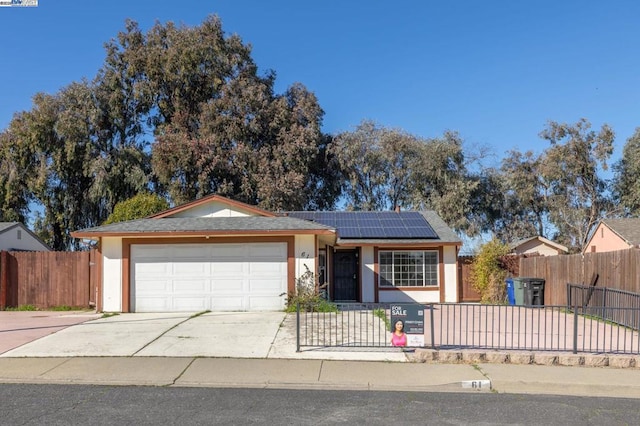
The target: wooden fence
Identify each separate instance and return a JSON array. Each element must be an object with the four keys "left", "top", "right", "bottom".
[
  {"left": 519, "top": 248, "right": 640, "bottom": 306},
  {"left": 0, "top": 250, "right": 98, "bottom": 310},
  {"left": 457, "top": 254, "right": 527, "bottom": 303},
  {"left": 458, "top": 256, "right": 480, "bottom": 302}
]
